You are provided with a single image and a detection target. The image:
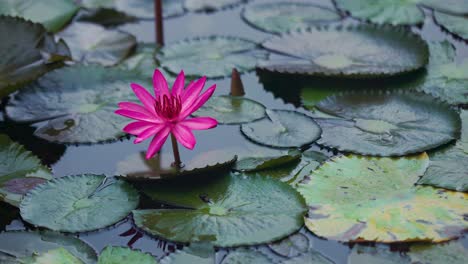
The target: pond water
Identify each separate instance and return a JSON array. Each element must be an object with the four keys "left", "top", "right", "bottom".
[{"left": 0, "top": 0, "right": 467, "bottom": 263}]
